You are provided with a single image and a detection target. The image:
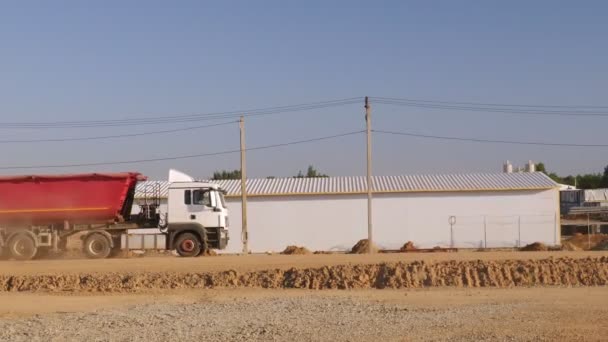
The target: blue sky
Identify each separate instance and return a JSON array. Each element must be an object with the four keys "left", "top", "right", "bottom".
[{"left": 0, "top": 1, "right": 606, "bottom": 179}]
